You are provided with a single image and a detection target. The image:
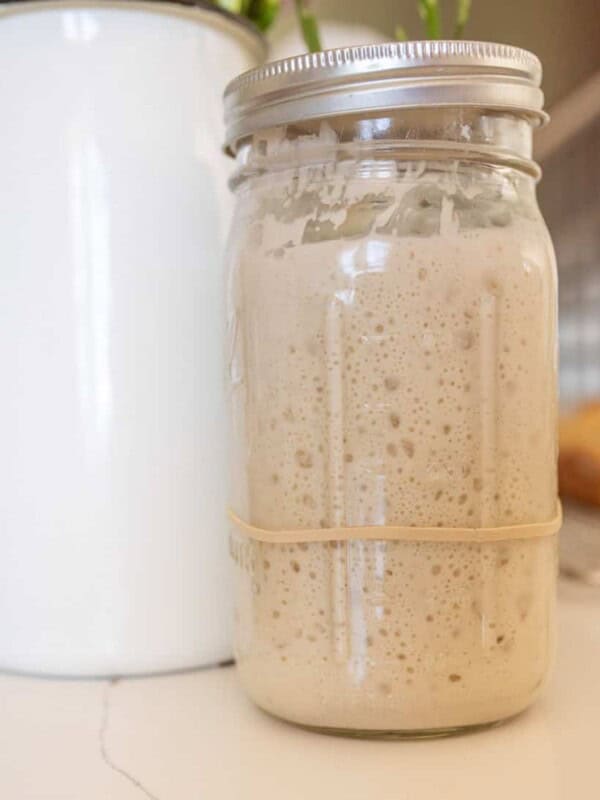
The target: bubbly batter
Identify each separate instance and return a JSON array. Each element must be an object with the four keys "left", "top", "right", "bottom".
[{"left": 228, "top": 163, "right": 558, "bottom": 732}]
